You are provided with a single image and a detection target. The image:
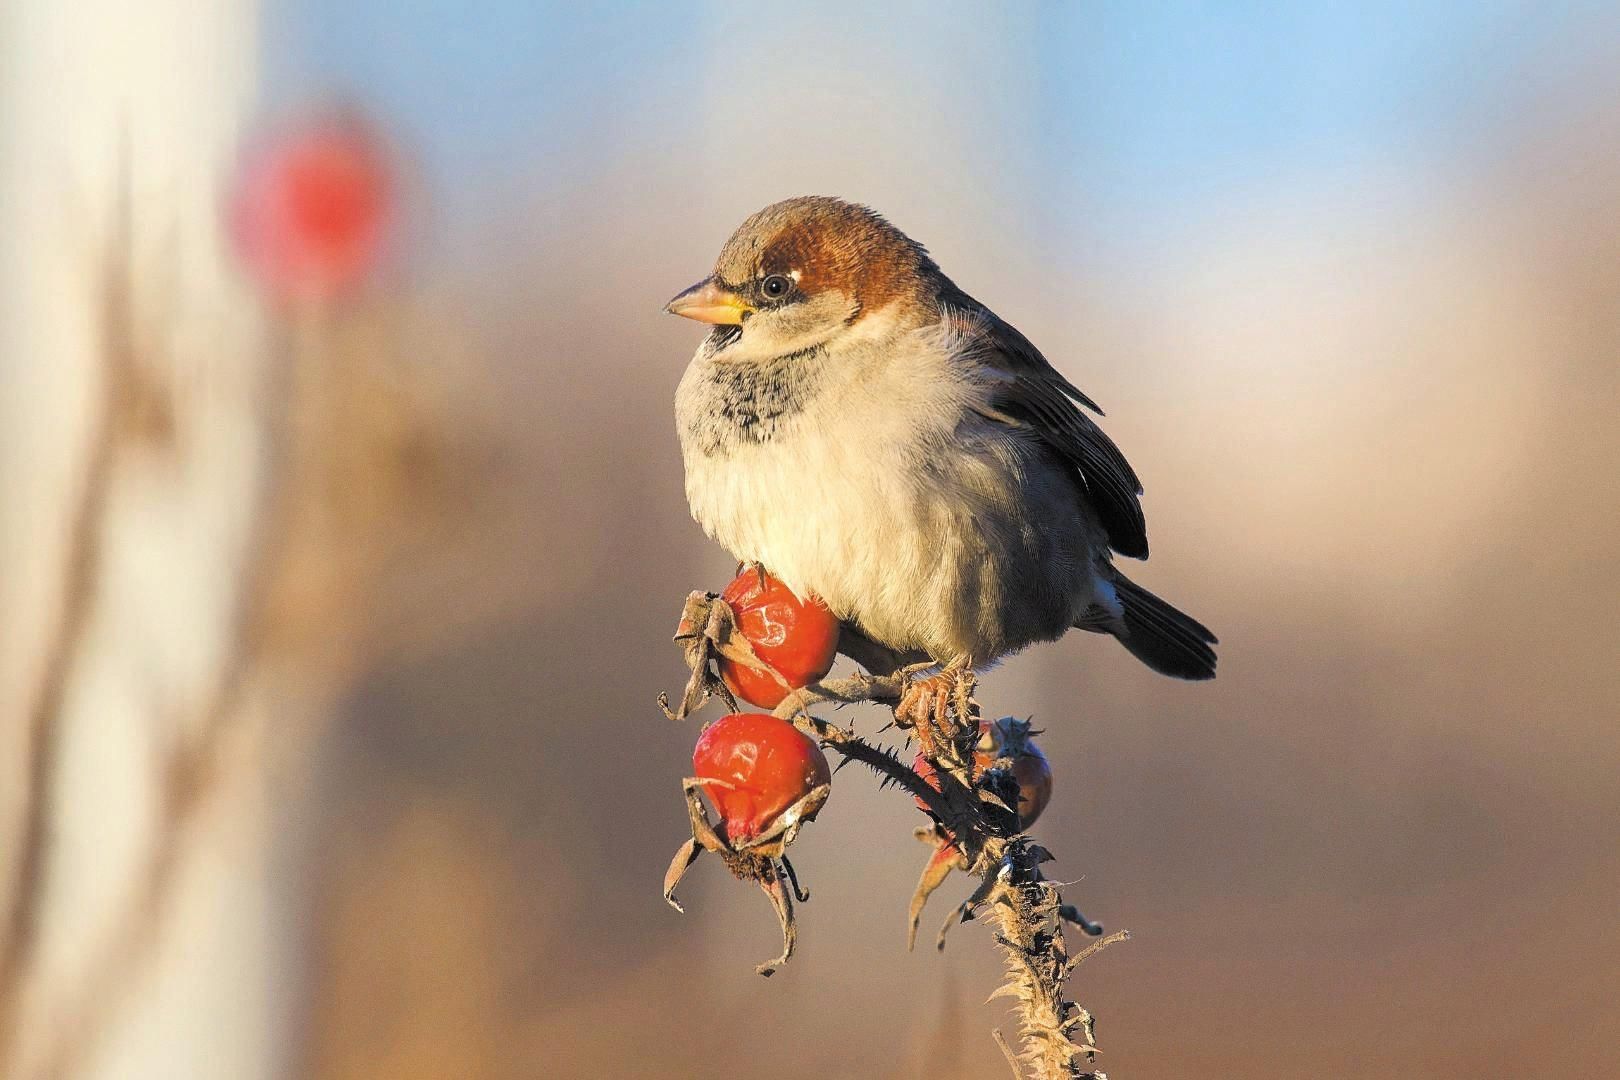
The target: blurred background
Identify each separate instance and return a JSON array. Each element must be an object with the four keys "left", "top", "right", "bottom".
[{"left": 4, "top": 3, "right": 1619, "bottom": 1078}]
